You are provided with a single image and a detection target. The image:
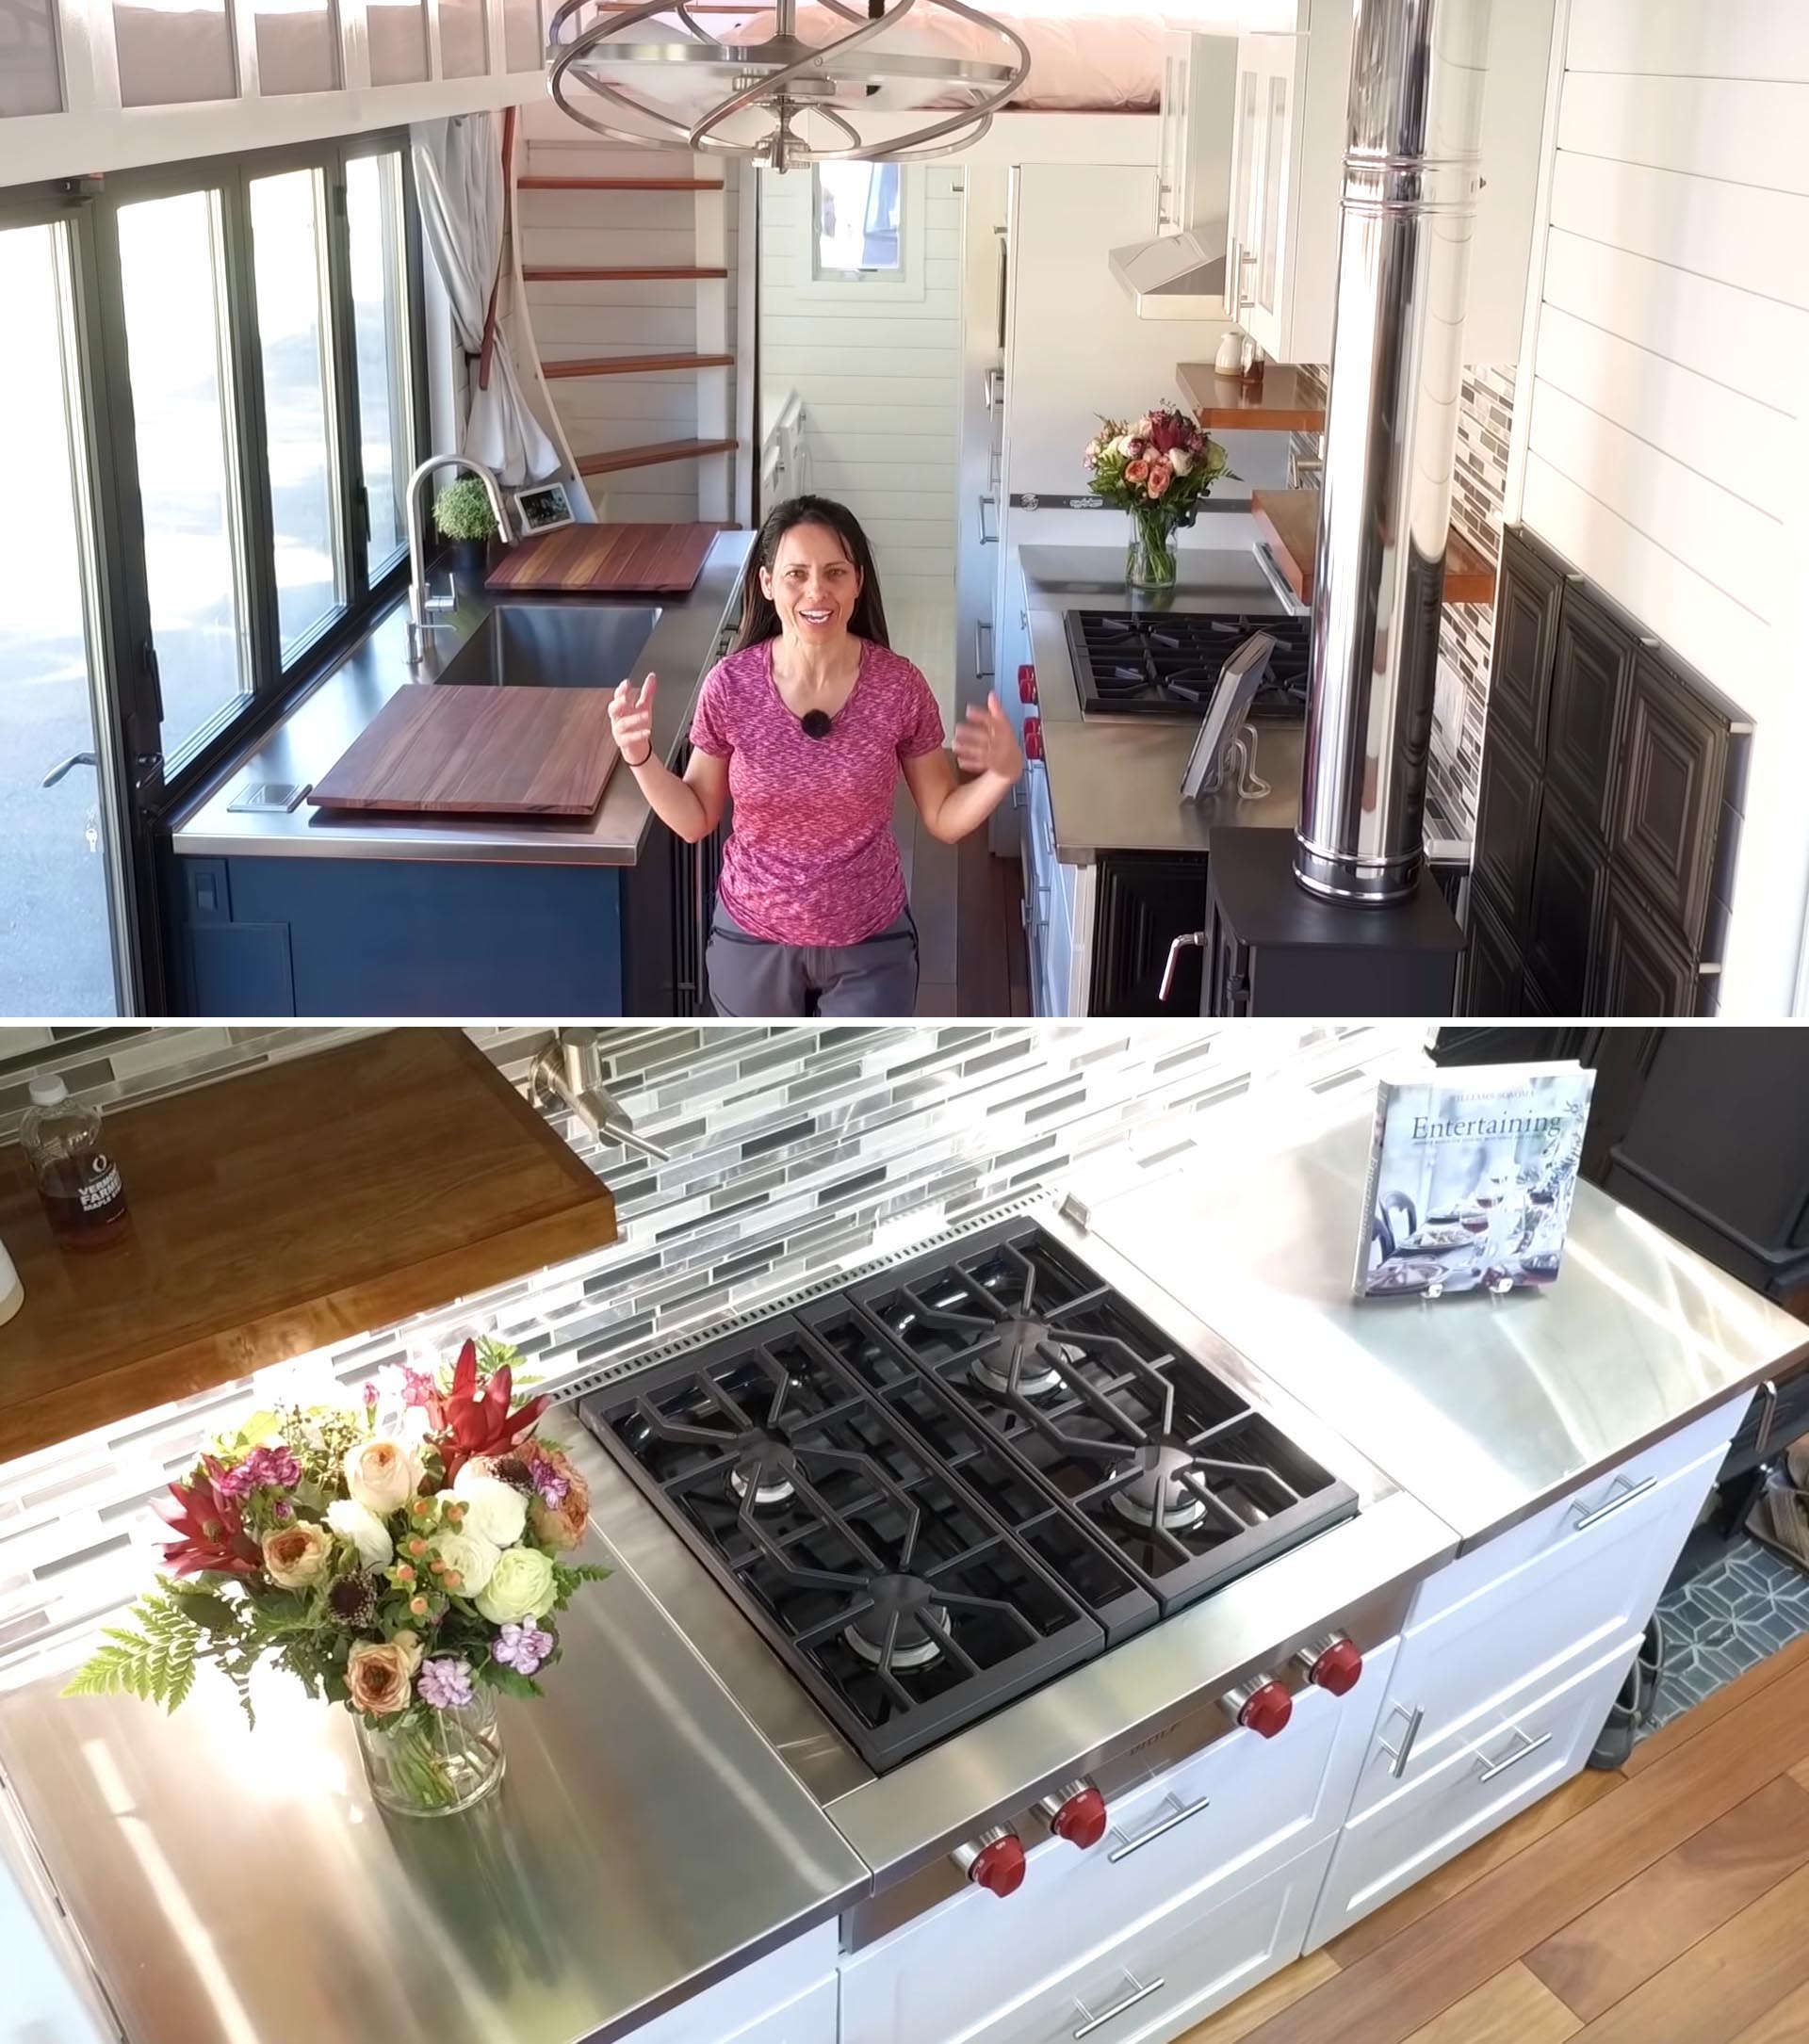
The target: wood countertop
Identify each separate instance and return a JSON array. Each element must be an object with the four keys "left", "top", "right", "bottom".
[
  {"left": 0, "top": 1031, "right": 617, "bottom": 1462},
  {"left": 1177, "top": 362, "right": 1327, "bottom": 432},
  {"left": 1251, "top": 489, "right": 1498, "bottom": 607}
]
